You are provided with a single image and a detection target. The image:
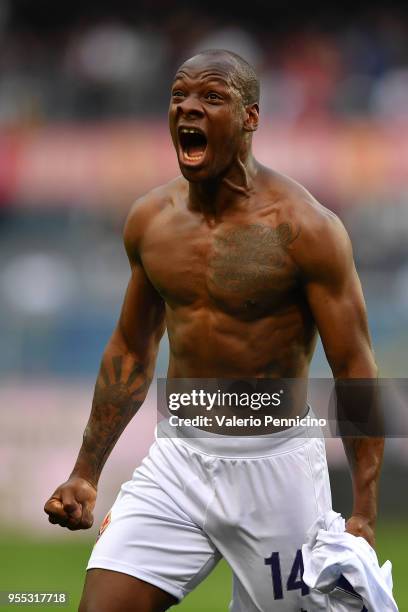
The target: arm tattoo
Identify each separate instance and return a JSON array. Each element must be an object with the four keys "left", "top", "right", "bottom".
[{"left": 74, "top": 355, "right": 149, "bottom": 483}]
